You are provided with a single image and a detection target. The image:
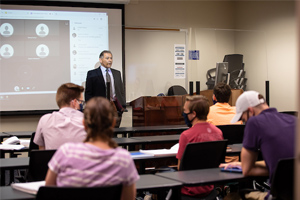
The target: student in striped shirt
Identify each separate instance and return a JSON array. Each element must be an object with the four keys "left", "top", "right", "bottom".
[{"left": 45, "top": 97, "right": 139, "bottom": 200}]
